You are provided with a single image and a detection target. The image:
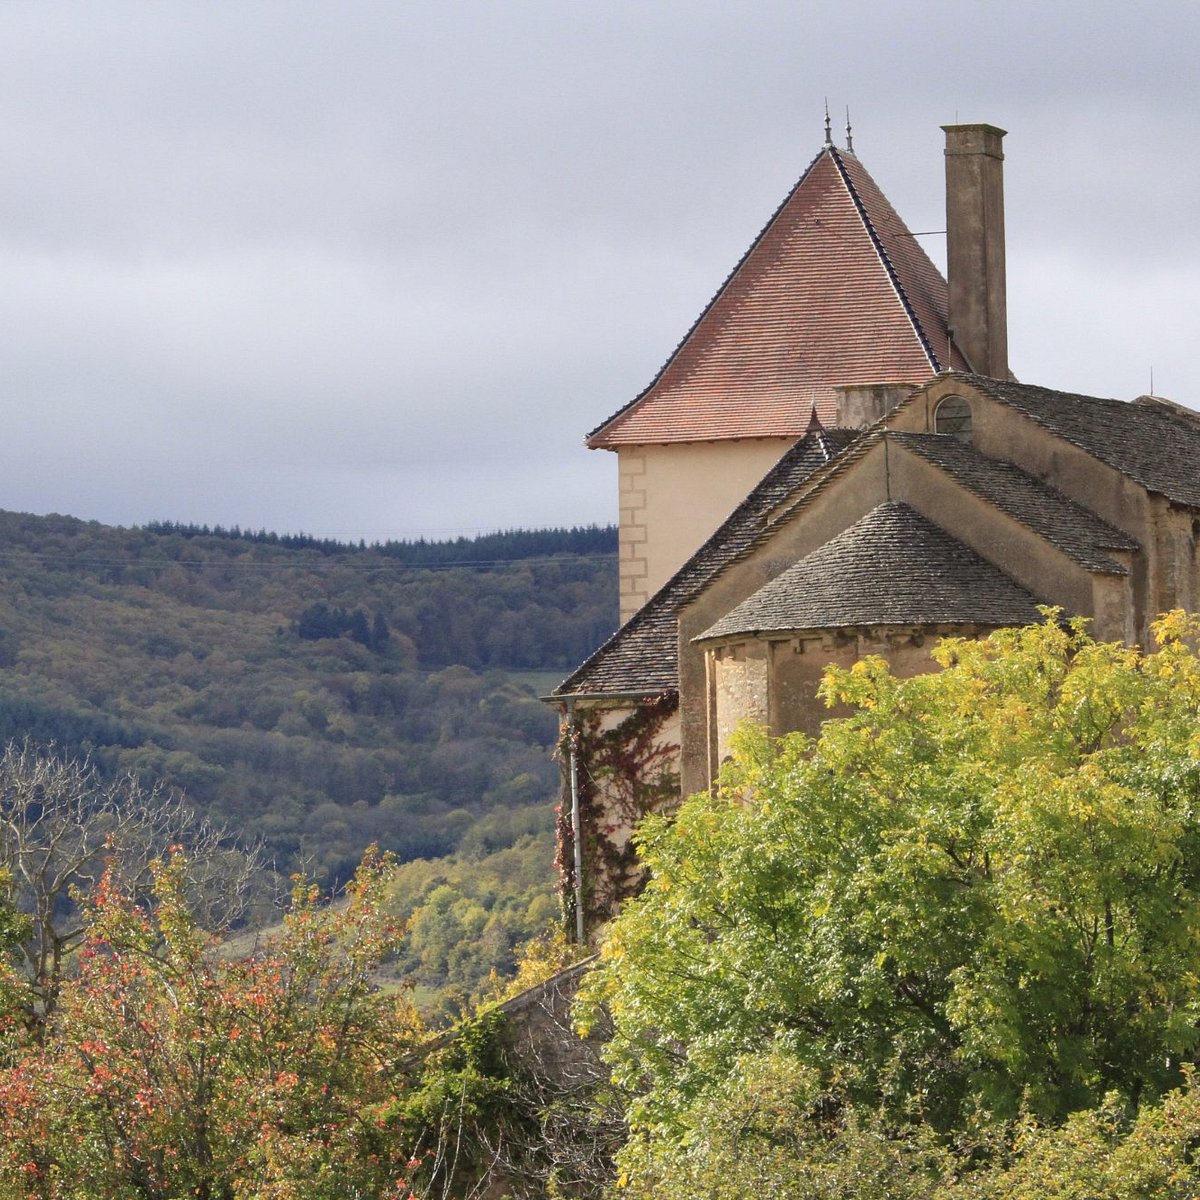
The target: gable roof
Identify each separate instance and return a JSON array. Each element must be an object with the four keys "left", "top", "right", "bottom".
[
  {"left": 958, "top": 375, "right": 1200, "bottom": 509},
  {"left": 552, "top": 413, "right": 1143, "bottom": 700},
  {"left": 587, "top": 145, "right": 968, "bottom": 449},
  {"left": 551, "top": 427, "right": 861, "bottom": 697},
  {"left": 696, "top": 501, "right": 1043, "bottom": 641},
  {"left": 890, "top": 432, "right": 1138, "bottom": 574}
]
